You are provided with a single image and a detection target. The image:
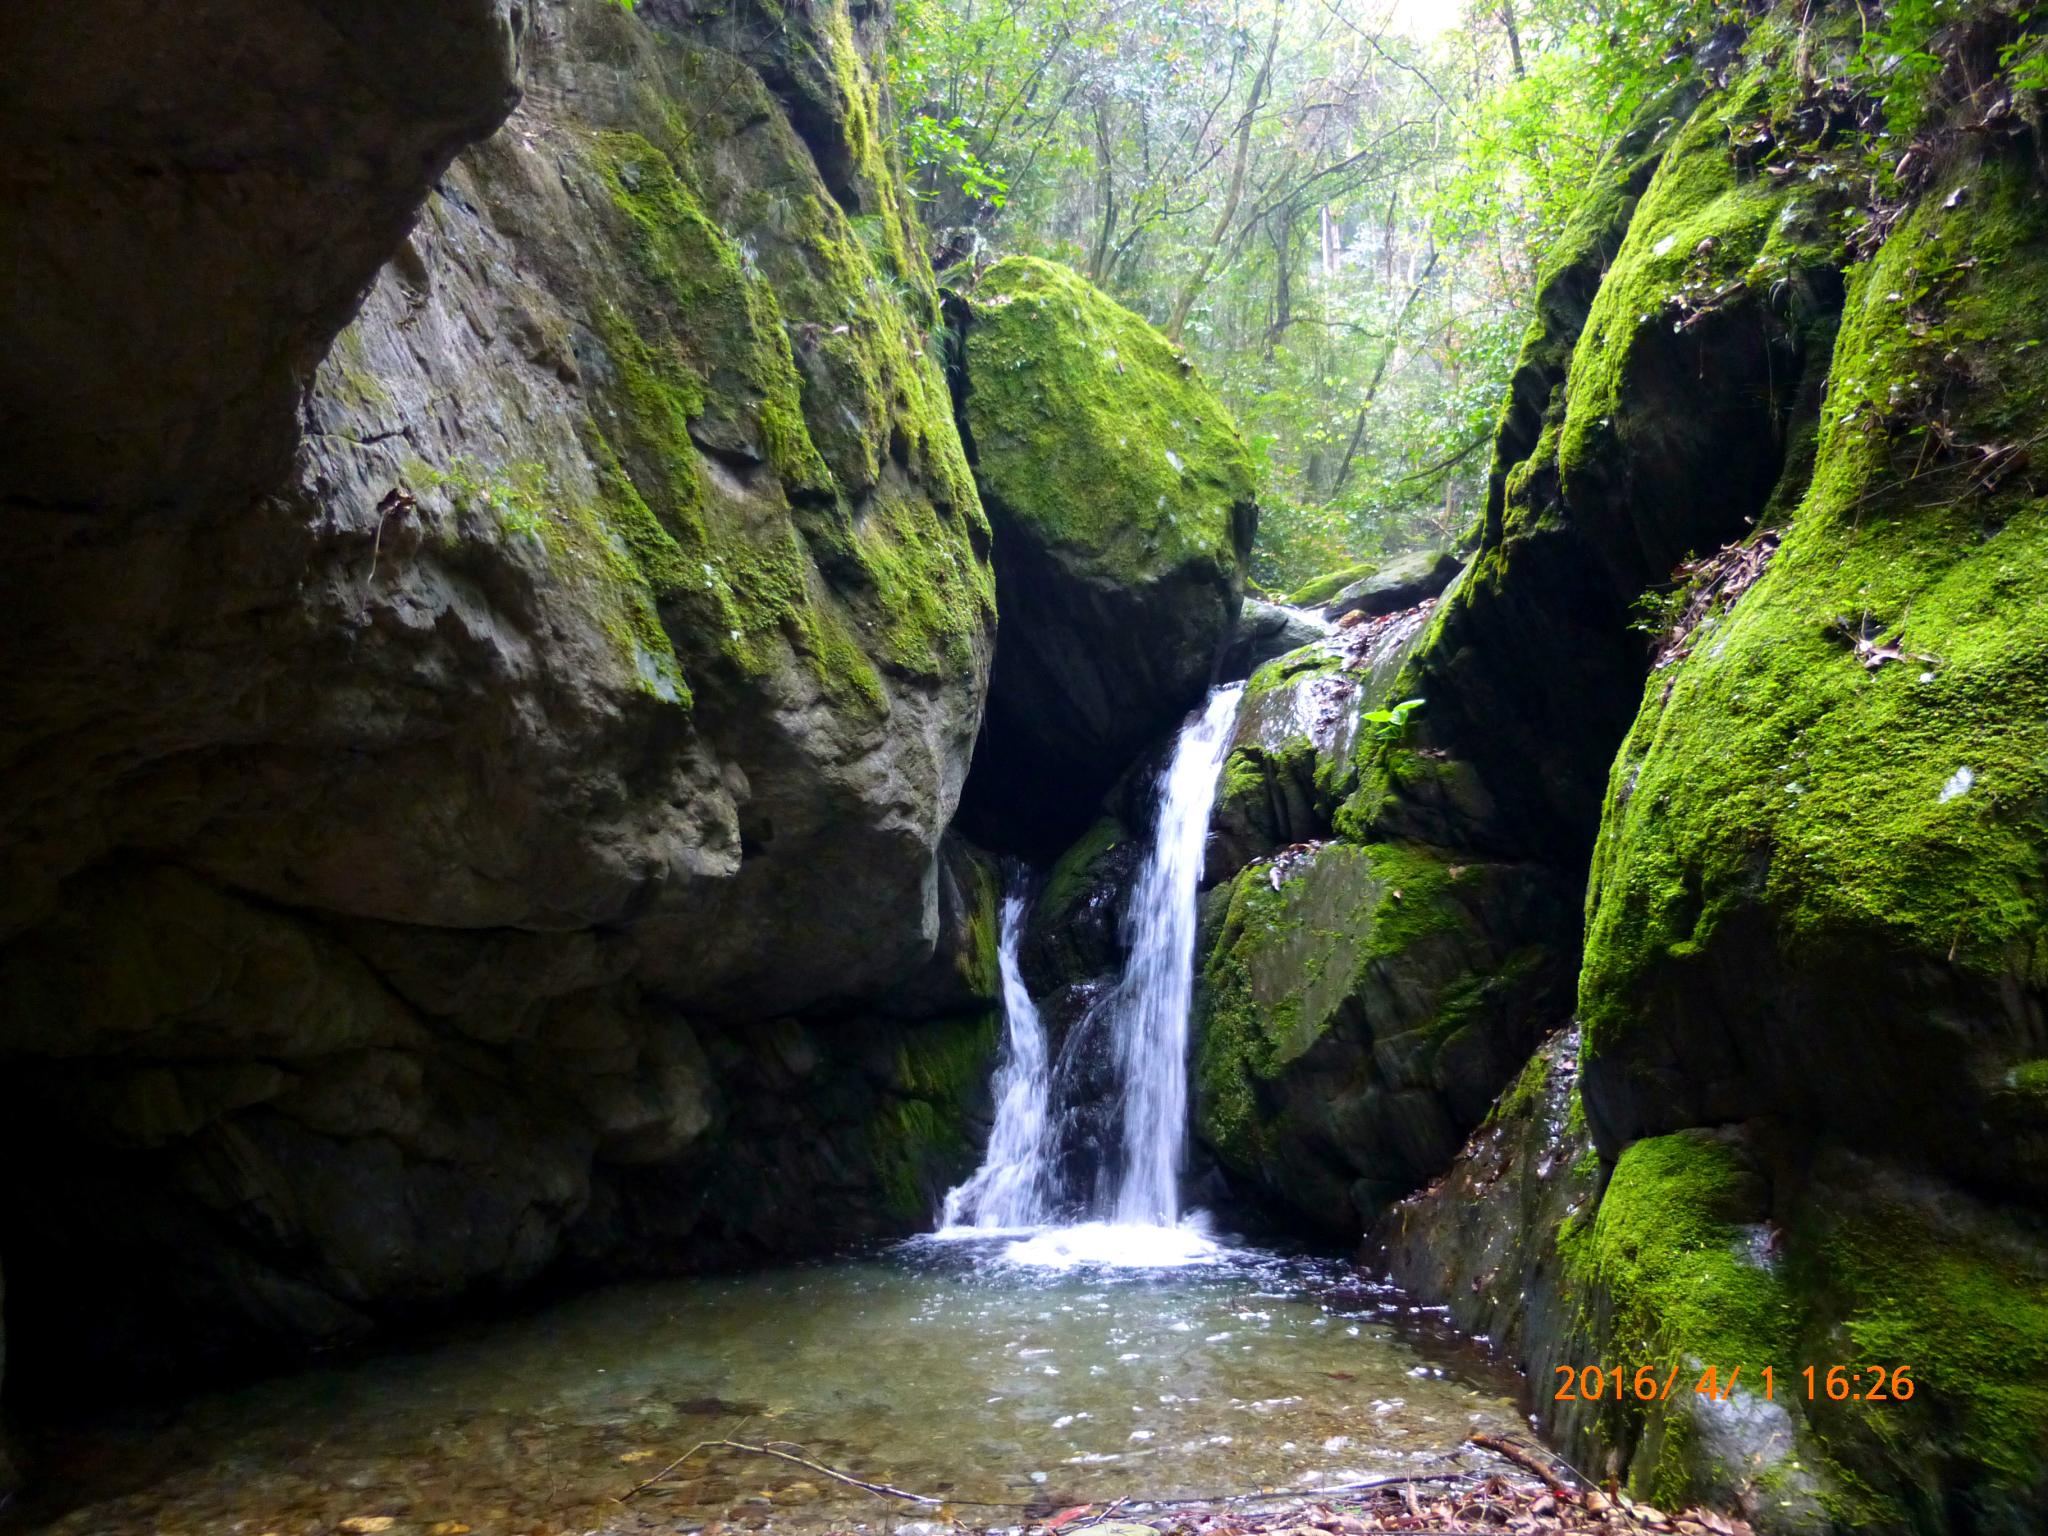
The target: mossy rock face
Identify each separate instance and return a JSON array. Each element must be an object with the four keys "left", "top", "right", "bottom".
[
  {"left": 1358, "top": 69, "right": 1841, "bottom": 867},
  {"left": 1357, "top": 43, "right": 2048, "bottom": 1528},
  {"left": 1323, "top": 549, "right": 1460, "bottom": 621},
  {"left": 1481, "top": 77, "right": 1705, "bottom": 545},
  {"left": 1193, "top": 840, "right": 1577, "bottom": 1230},
  {"left": 0, "top": 0, "right": 1003, "bottom": 1393},
  {"left": 1378, "top": 1028, "right": 1600, "bottom": 1365},
  {"left": 1547, "top": 69, "right": 1843, "bottom": 598},
  {"left": 1552, "top": 141, "right": 2048, "bottom": 1532},
  {"left": 955, "top": 255, "right": 1258, "bottom": 852},
  {"left": 1209, "top": 611, "right": 1436, "bottom": 879},
  {"left": 1022, "top": 815, "right": 1140, "bottom": 995},
  {"left": 1579, "top": 146, "right": 2048, "bottom": 1199}
]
